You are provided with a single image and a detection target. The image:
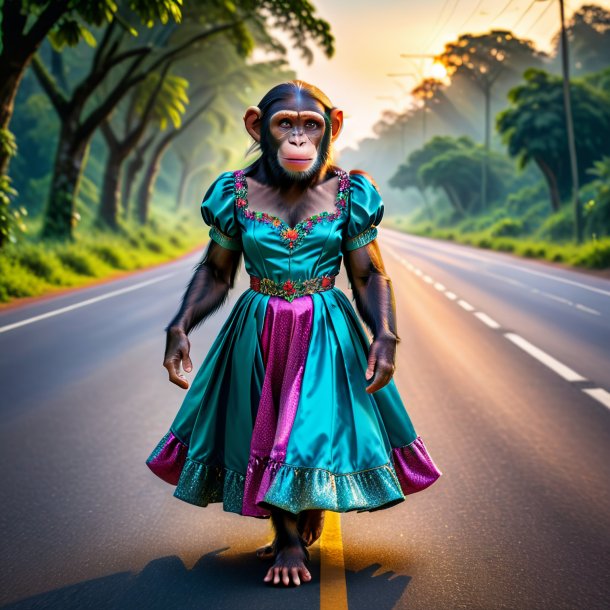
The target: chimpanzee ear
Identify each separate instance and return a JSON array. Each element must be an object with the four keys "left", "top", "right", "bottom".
[
  {"left": 244, "top": 106, "right": 262, "bottom": 142},
  {"left": 330, "top": 108, "right": 344, "bottom": 142}
]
